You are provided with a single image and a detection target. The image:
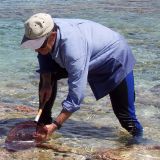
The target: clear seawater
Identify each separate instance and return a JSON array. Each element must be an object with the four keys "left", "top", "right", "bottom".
[
  {"left": 0, "top": 0, "right": 160, "bottom": 159},
  {"left": 0, "top": 0, "right": 160, "bottom": 105}
]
